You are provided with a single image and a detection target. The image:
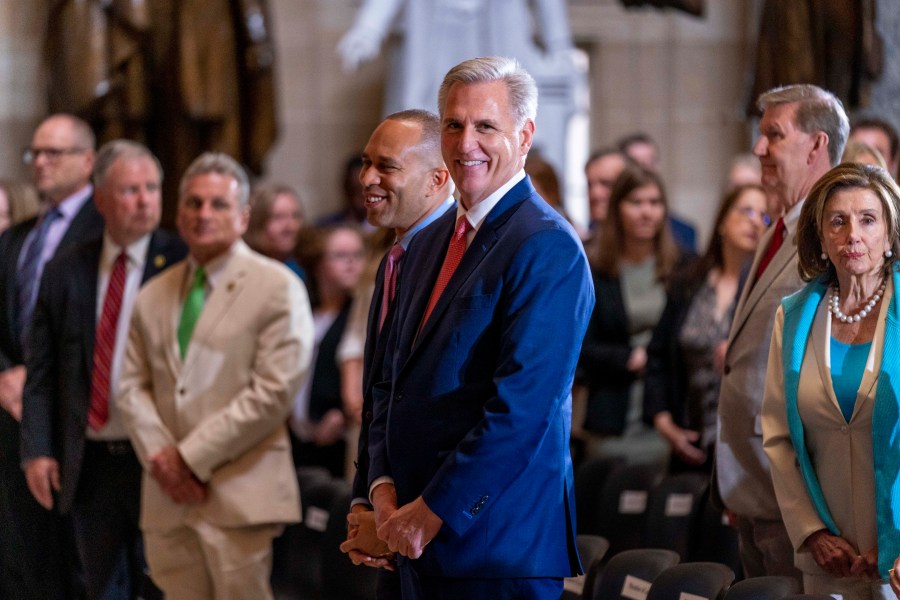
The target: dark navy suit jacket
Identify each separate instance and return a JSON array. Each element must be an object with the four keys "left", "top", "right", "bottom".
[
  {"left": 368, "top": 177, "right": 594, "bottom": 578},
  {"left": 20, "top": 230, "right": 186, "bottom": 514}
]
